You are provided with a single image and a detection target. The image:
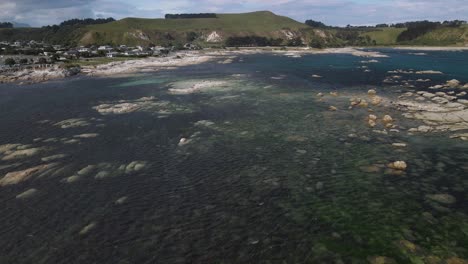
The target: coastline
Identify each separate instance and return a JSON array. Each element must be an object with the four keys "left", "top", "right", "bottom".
[{"left": 1, "top": 46, "right": 467, "bottom": 85}]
